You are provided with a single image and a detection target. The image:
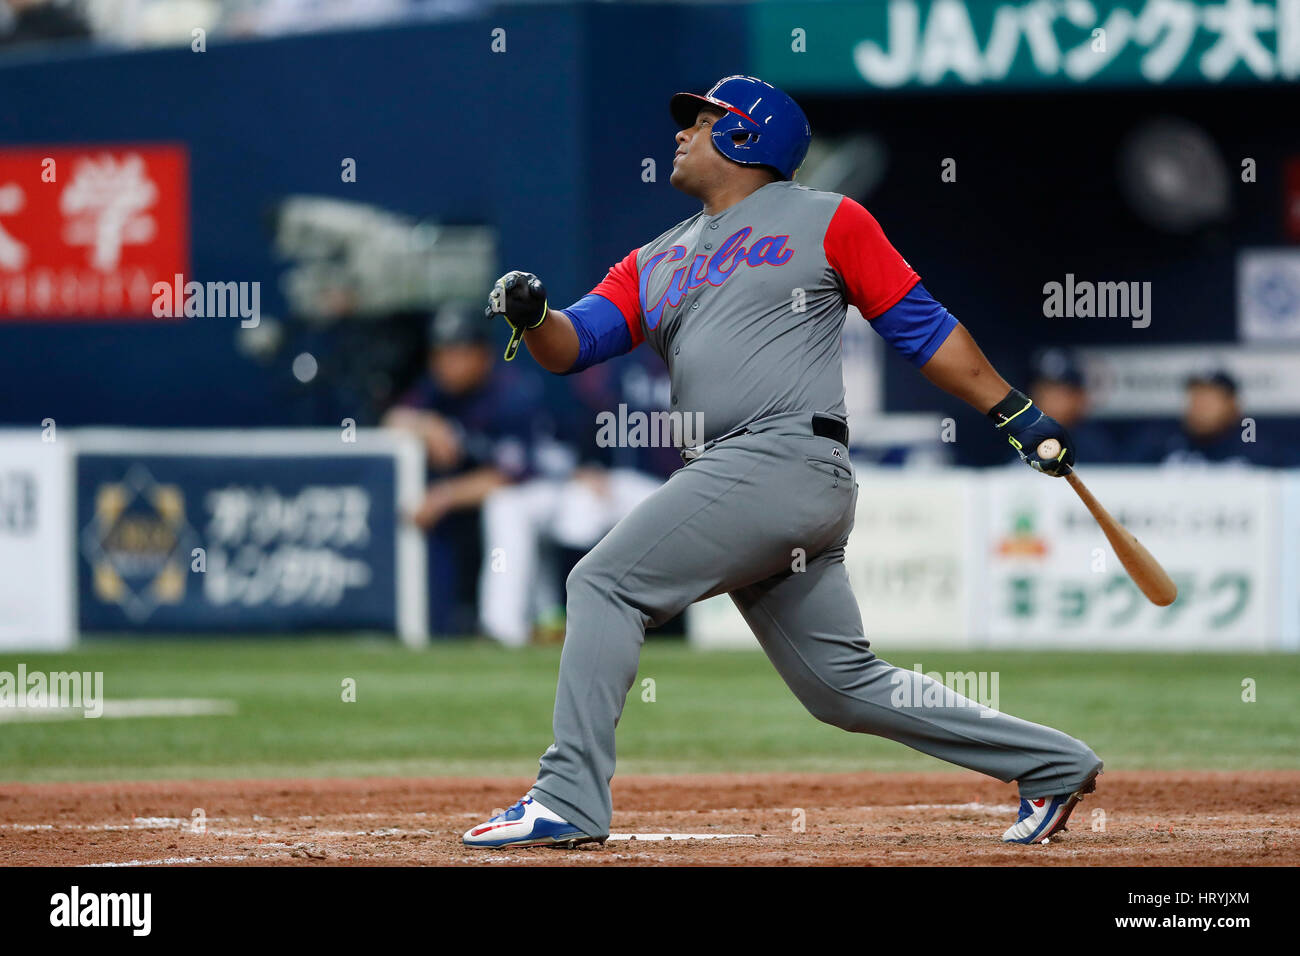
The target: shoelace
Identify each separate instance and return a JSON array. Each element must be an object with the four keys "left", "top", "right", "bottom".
[{"left": 496, "top": 798, "right": 529, "bottom": 821}]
